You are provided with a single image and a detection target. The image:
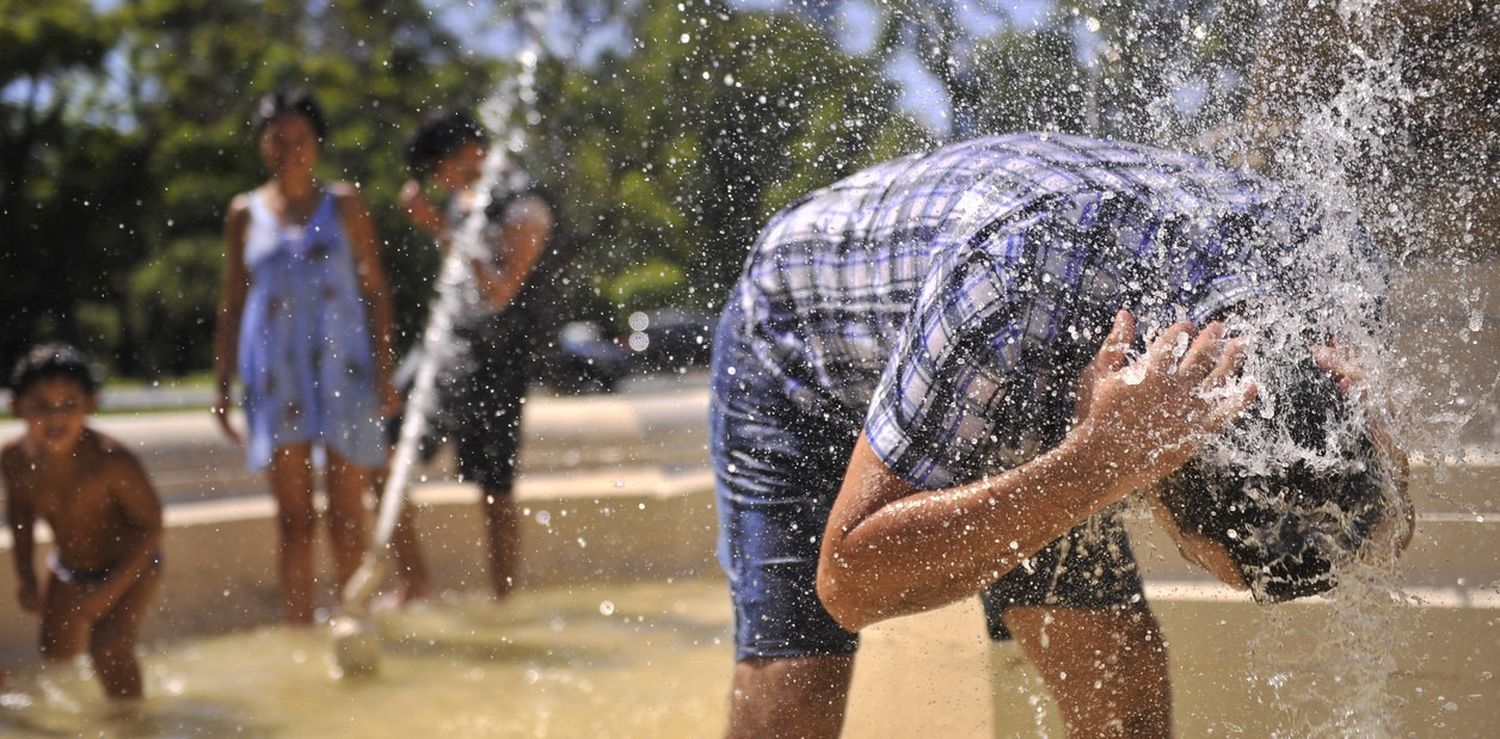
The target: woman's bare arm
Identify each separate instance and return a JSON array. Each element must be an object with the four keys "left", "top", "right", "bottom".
[
  {"left": 335, "top": 184, "right": 399, "bottom": 416},
  {"left": 211, "top": 196, "right": 251, "bottom": 443}
]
